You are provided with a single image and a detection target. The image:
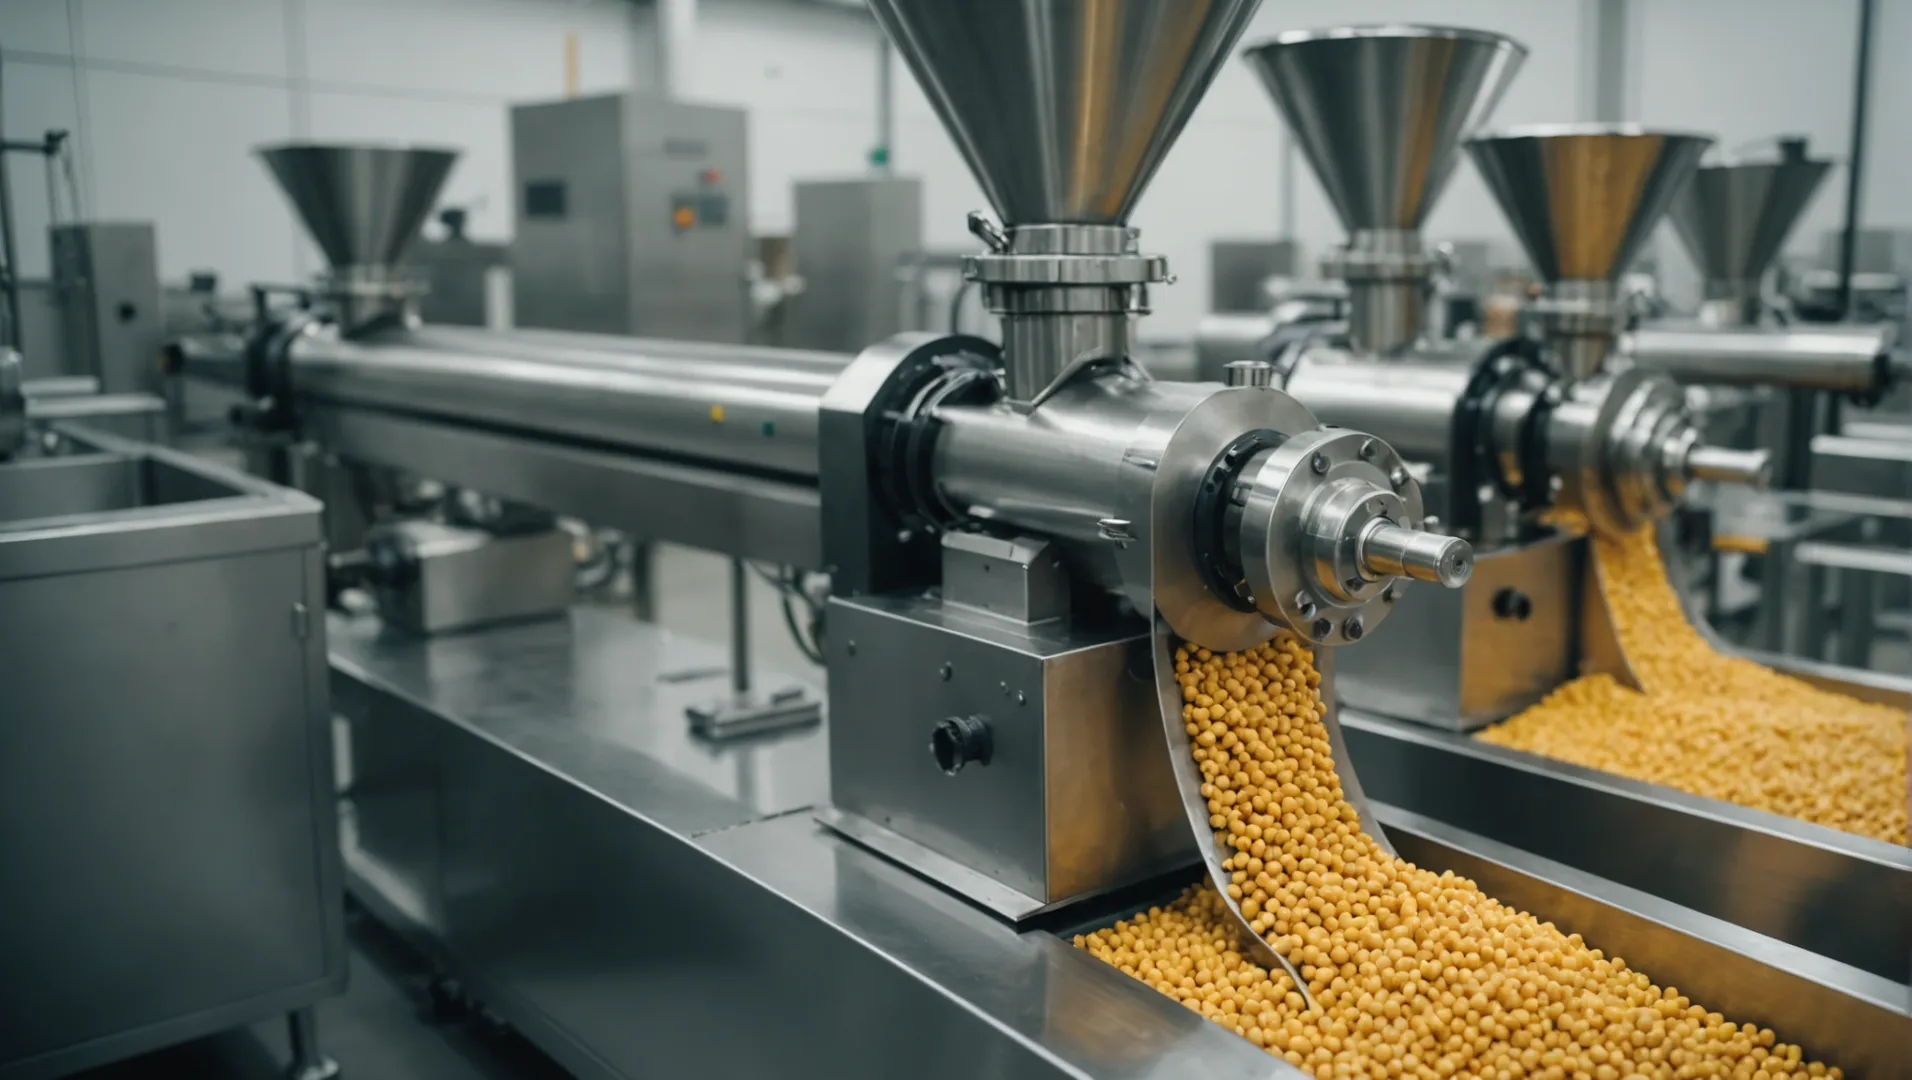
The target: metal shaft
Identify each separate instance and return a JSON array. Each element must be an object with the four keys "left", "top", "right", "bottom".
[
  {"left": 1685, "top": 444, "right": 1773, "bottom": 489},
  {"left": 1358, "top": 521, "right": 1473, "bottom": 588}
]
